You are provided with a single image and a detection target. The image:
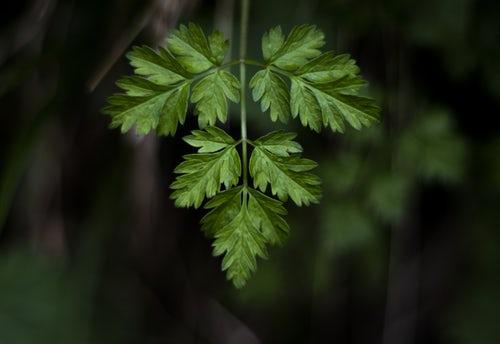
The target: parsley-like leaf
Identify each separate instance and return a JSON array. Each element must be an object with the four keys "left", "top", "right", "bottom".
[
  {"left": 252, "top": 130, "right": 302, "bottom": 157},
  {"left": 127, "top": 45, "right": 191, "bottom": 85},
  {"left": 104, "top": 24, "right": 240, "bottom": 136},
  {"left": 249, "top": 69, "right": 290, "bottom": 122},
  {"left": 295, "top": 52, "right": 360, "bottom": 83},
  {"left": 250, "top": 132, "right": 321, "bottom": 206},
  {"left": 293, "top": 52, "right": 377, "bottom": 131},
  {"left": 264, "top": 25, "right": 325, "bottom": 71},
  {"left": 201, "top": 186, "right": 288, "bottom": 288},
  {"left": 247, "top": 187, "right": 289, "bottom": 245},
  {"left": 171, "top": 127, "right": 241, "bottom": 208},
  {"left": 183, "top": 126, "right": 236, "bottom": 153},
  {"left": 254, "top": 25, "right": 380, "bottom": 133},
  {"left": 166, "top": 23, "right": 228, "bottom": 73},
  {"left": 191, "top": 70, "right": 240, "bottom": 127},
  {"left": 290, "top": 78, "right": 322, "bottom": 132},
  {"left": 262, "top": 26, "right": 285, "bottom": 61},
  {"left": 291, "top": 75, "right": 378, "bottom": 132},
  {"left": 102, "top": 21, "right": 382, "bottom": 289},
  {"left": 104, "top": 78, "right": 190, "bottom": 136}
]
